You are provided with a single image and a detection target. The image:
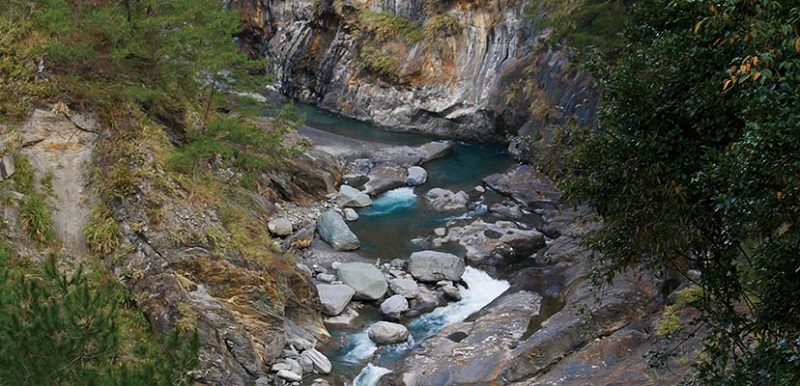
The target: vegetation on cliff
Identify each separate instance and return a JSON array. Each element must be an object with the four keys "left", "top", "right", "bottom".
[
  {"left": 1, "top": 0, "right": 304, "bottom": 382},
  {"left": 557, "top": 0, "right": 800, "bottom": 384}
]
